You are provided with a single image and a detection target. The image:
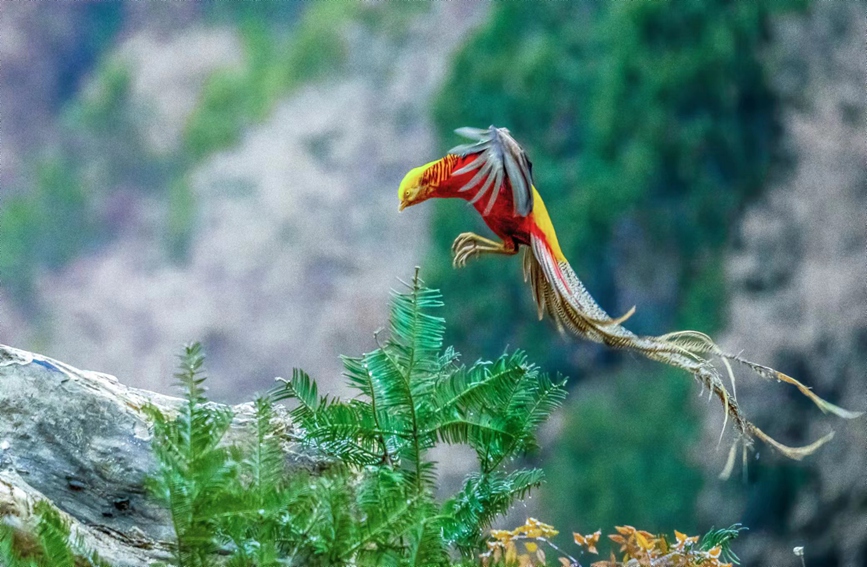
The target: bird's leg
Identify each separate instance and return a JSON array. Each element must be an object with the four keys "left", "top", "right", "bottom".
[{"left": 451, "top": 232, "right": 517, "bottom": 268}]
